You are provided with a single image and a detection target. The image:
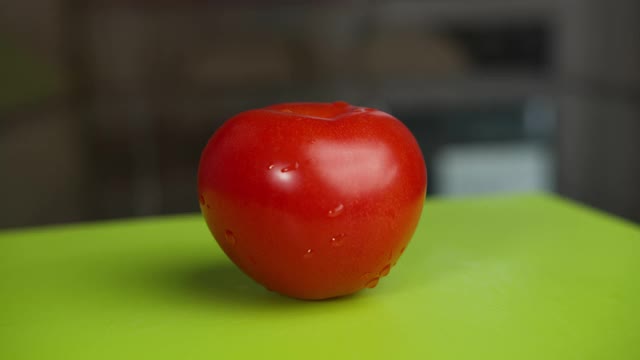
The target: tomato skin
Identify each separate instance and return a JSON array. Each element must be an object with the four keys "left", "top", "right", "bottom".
[{"left": 198, "top": 101, "right": 426, "bottom": 300}]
